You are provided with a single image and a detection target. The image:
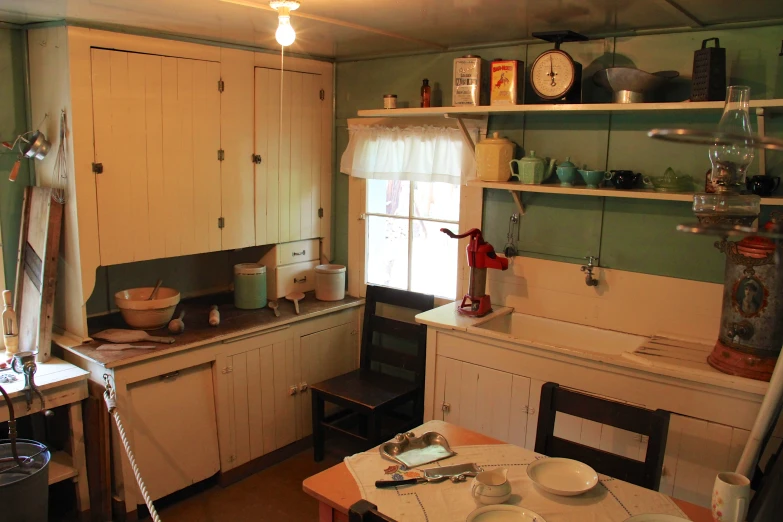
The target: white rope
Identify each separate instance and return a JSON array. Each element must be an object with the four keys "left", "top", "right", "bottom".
[{"left": 104, "top": 388, "right": 162, "bottom": 522}]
